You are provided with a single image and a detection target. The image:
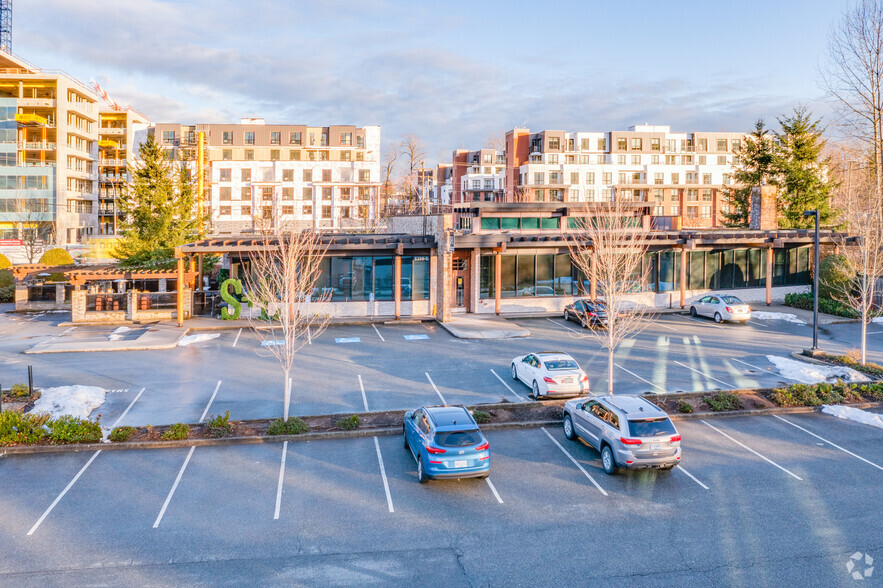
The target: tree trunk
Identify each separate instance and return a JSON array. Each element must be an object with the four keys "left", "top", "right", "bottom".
[
  {"left": 607, "top": 347, "right": 614, "bottom": 395},
  {"left": 283, "top": 368, "right": 291, "bottom": 421}
]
